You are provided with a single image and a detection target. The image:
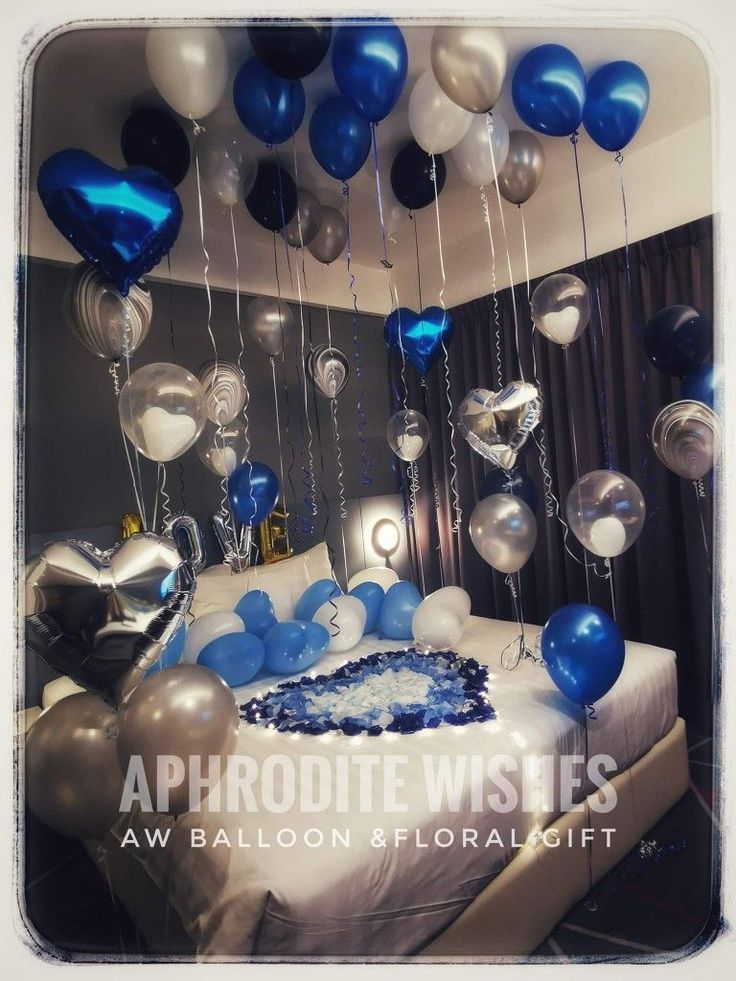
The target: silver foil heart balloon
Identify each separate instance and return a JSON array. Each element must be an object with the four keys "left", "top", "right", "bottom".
[
  {"left": 25, "top": 516, "right": 203, "bottom": 705},
  {"left": 456, "top": 382, "right": 542, "bottom": 470},
  {"left": 307, "top": 344, "right": 350, "bottom": 400}
]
